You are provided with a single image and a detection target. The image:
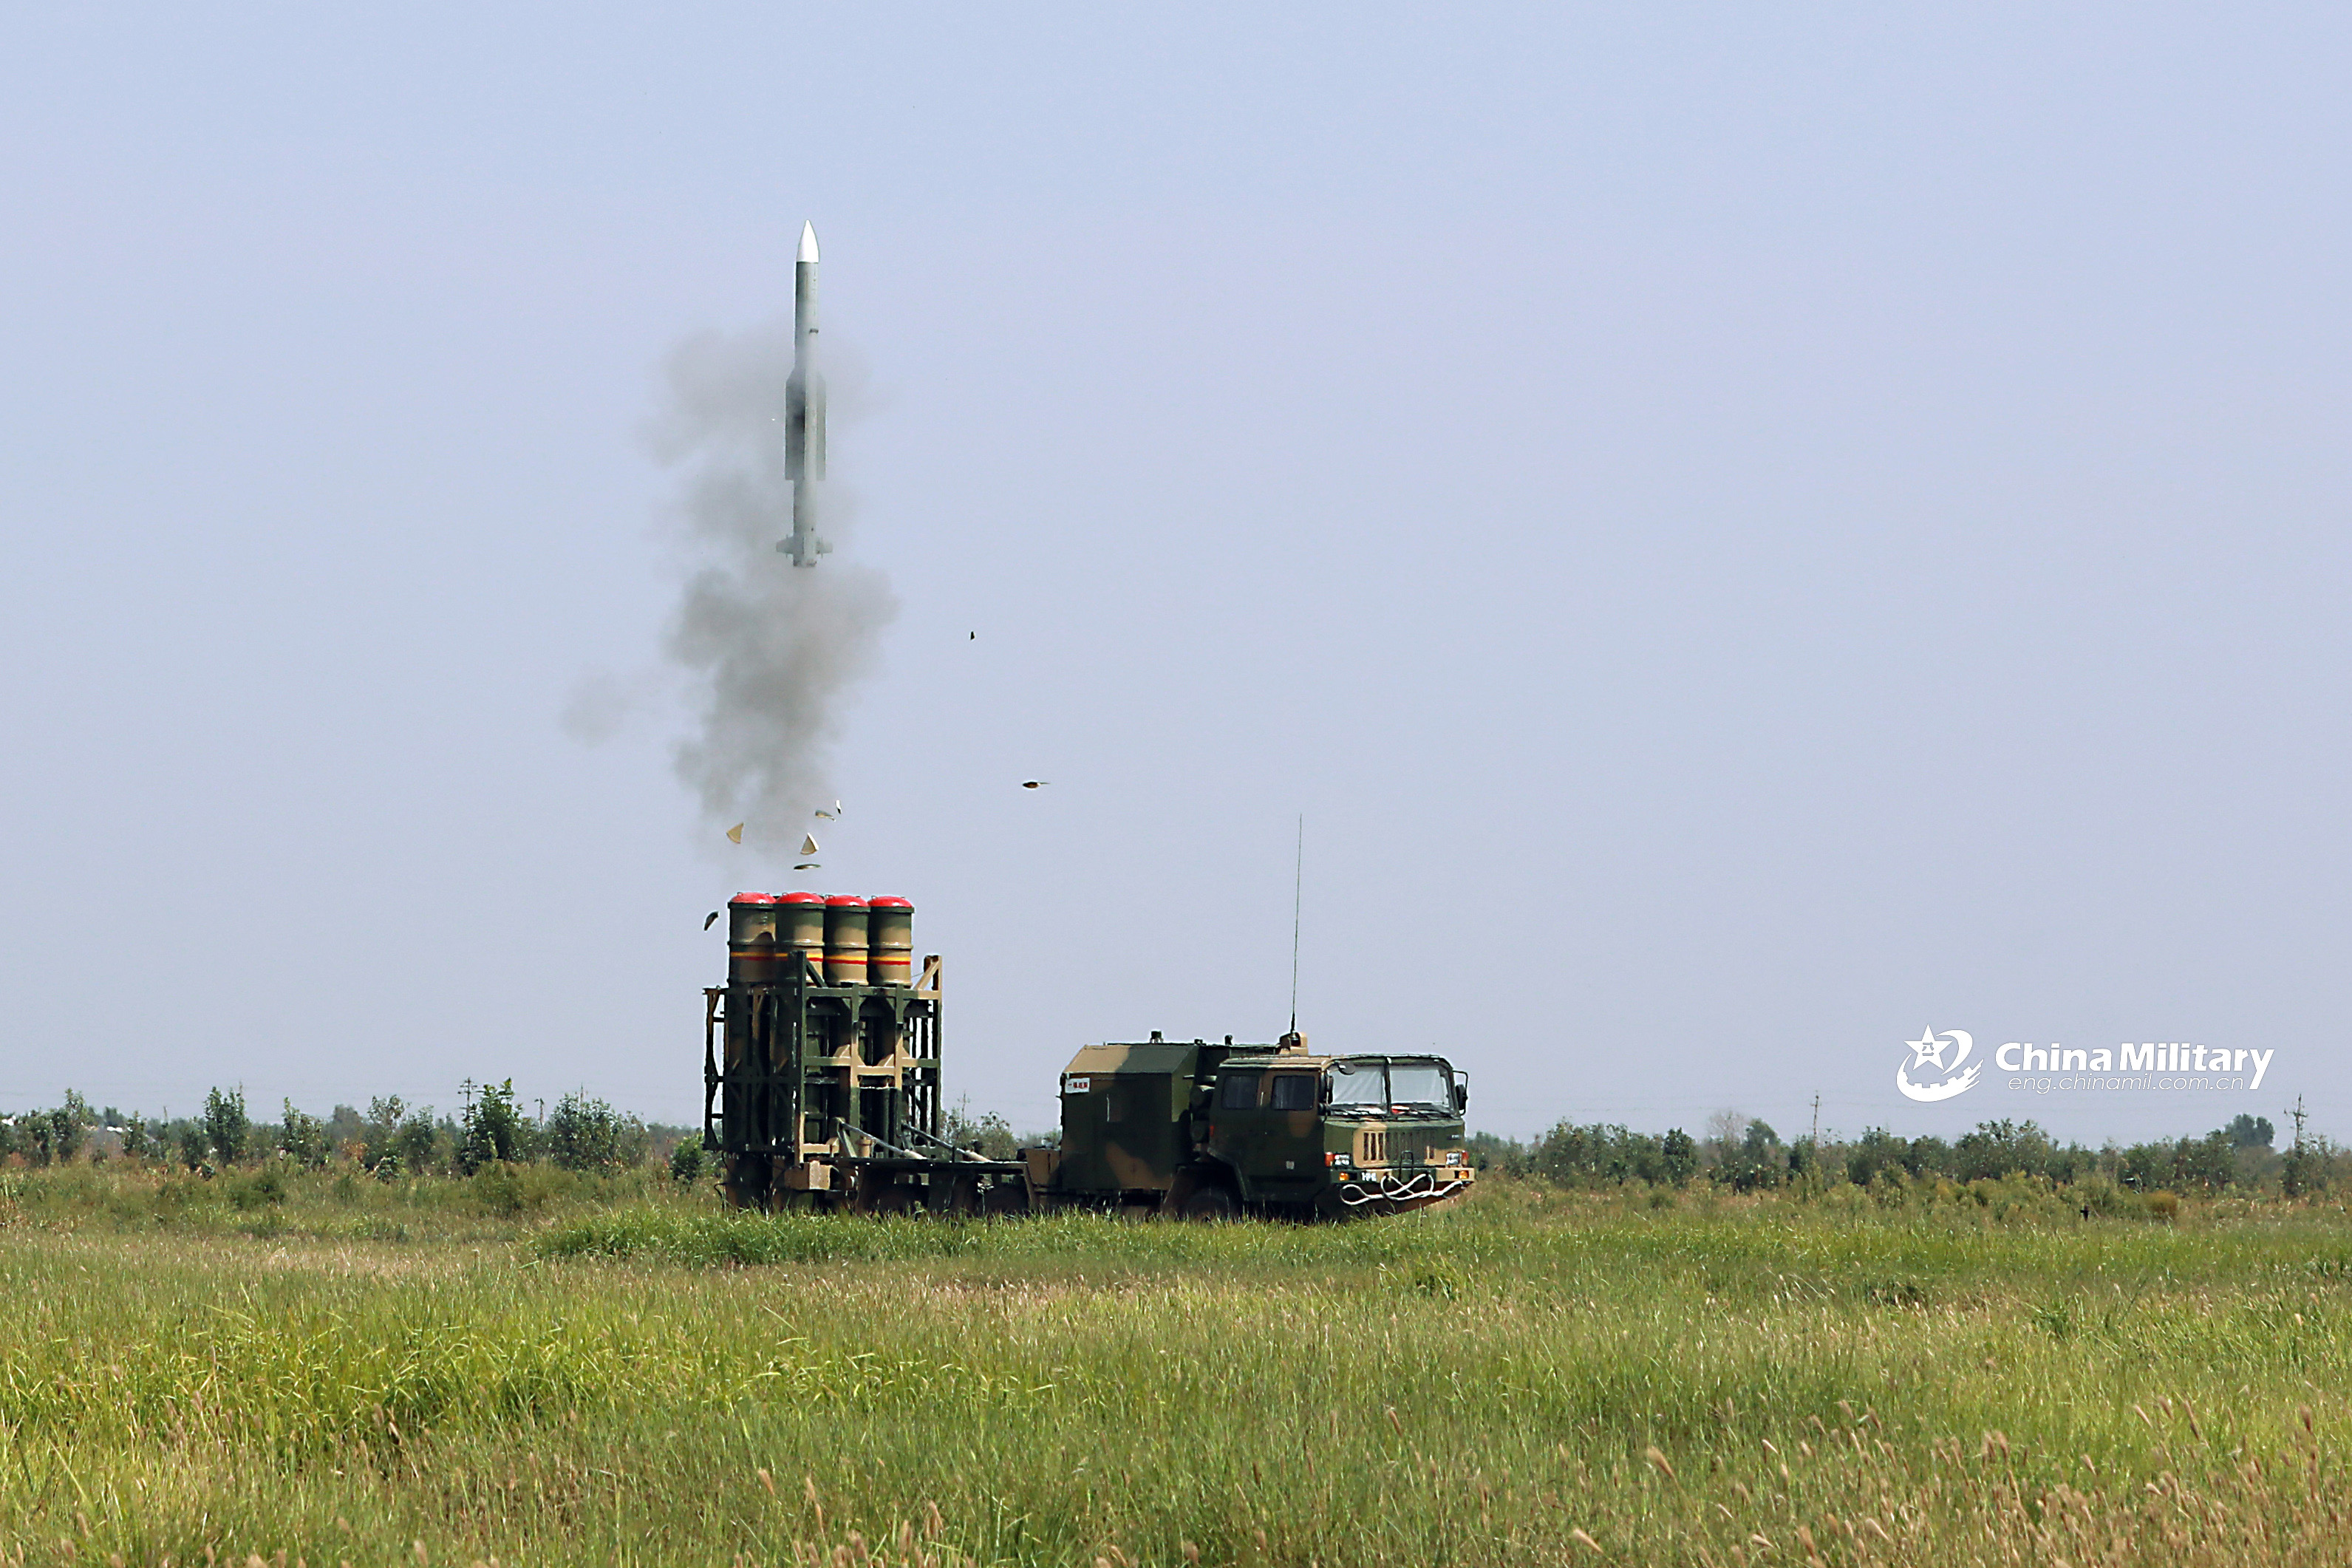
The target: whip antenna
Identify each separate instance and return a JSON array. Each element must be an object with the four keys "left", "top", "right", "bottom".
[{"left": 1289, "top": 813, "right": 1304, "bottom": 1037}]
